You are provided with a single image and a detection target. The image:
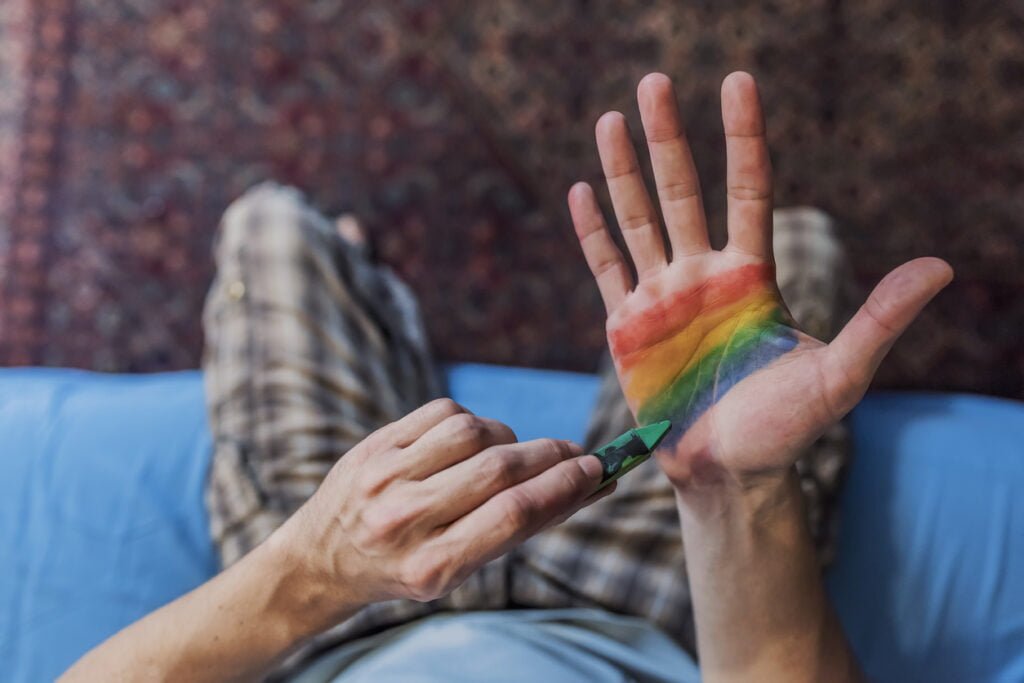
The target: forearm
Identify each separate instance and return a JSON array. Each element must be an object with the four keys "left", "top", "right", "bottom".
[
  {"left": 58, "top": 400, "right": 606, "bottom": 682},
  {"left": 61, "top": 526, "right": 361, "bottom": 683},
  {"left": 676, "top": 469, "right": 863, "bottom": 683}
]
